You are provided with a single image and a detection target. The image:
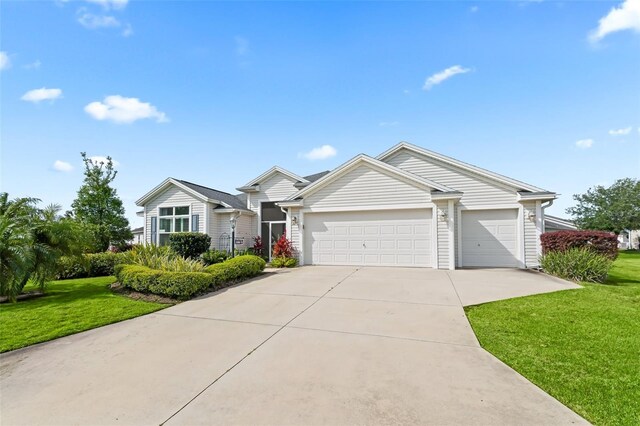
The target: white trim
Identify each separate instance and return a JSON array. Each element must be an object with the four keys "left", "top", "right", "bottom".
[
  {"left": 300, "top": 203, "right": 432, "bottom": 214},
  {"left": 276, "top": 200, "right": 304, "bottom": 208},
  {"left": 285, "top": 154, "right": 455, "bottom": 201},
  {"left": 377, "top": 142, "right": 548, "bottom": 193},
  {"left": 447, "top": 199, "right": 455, "bottom": 271},
  {"left": 143, "top": 205, "right": 147, "bottom": 243},
  {"left": 458, "top": 203, "right": 523, "bottom": 210},
  {"left": 518, "top": 205, "right": 525, "bottom": 268},
  {"left": 431, "top": 202, "right": 439, "bottom": 269},
  {"left": 239, "top": 166, "right": 308, "bottom": 190},
  {"left": 430, "top": 192, "right": 463, "bottom": 201},
  {"left": 535, "top": 200, "right": 543, "bottom": 263},
  {"left": 214, "top": 208, "right": 256, "bottom": 215},
  {"left": 204, "top": 202, "right": 210, "bottom": 238},
  {"left": 157, "top": 204, "right": 191, "bottom": 244},
  {"left": 299, "top": 210, "right": 305, "bottom": 266},
  {"left": 517, "top": 192, "right": 556, "bottom": 202},
  {"left": 456, "top": 207, "right": 463, "bottom": 268}
]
